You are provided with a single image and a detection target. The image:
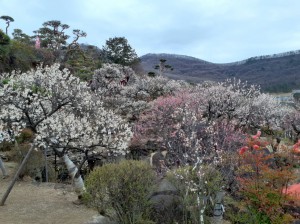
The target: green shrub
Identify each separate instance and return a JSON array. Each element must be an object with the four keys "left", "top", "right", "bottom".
[
  {"left": 166, "top": 165, "right": 224, "bottom": 224},
  {"left": 33, "top": 47, "right": 55, "bottom": 66},
  {"left": 9, "top": 40, "right": 37, "bottom": 72},
  {"left": 0, "top": 30, "right": 11, "bottom": 71},
  {"left": 84, "top": 160, "right": 156, "bottom": 224},
  {"left": 0, "top": 29, "right": 10, "bottom": 45}
]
